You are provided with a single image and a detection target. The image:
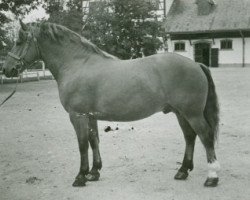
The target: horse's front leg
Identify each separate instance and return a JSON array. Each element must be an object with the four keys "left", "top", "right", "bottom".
[
  {"left": 70, "top": 113, "right": 89, "bottom": 187},
  {"left": 85, "top": 118, "right": 102, "bottom": 181}
]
